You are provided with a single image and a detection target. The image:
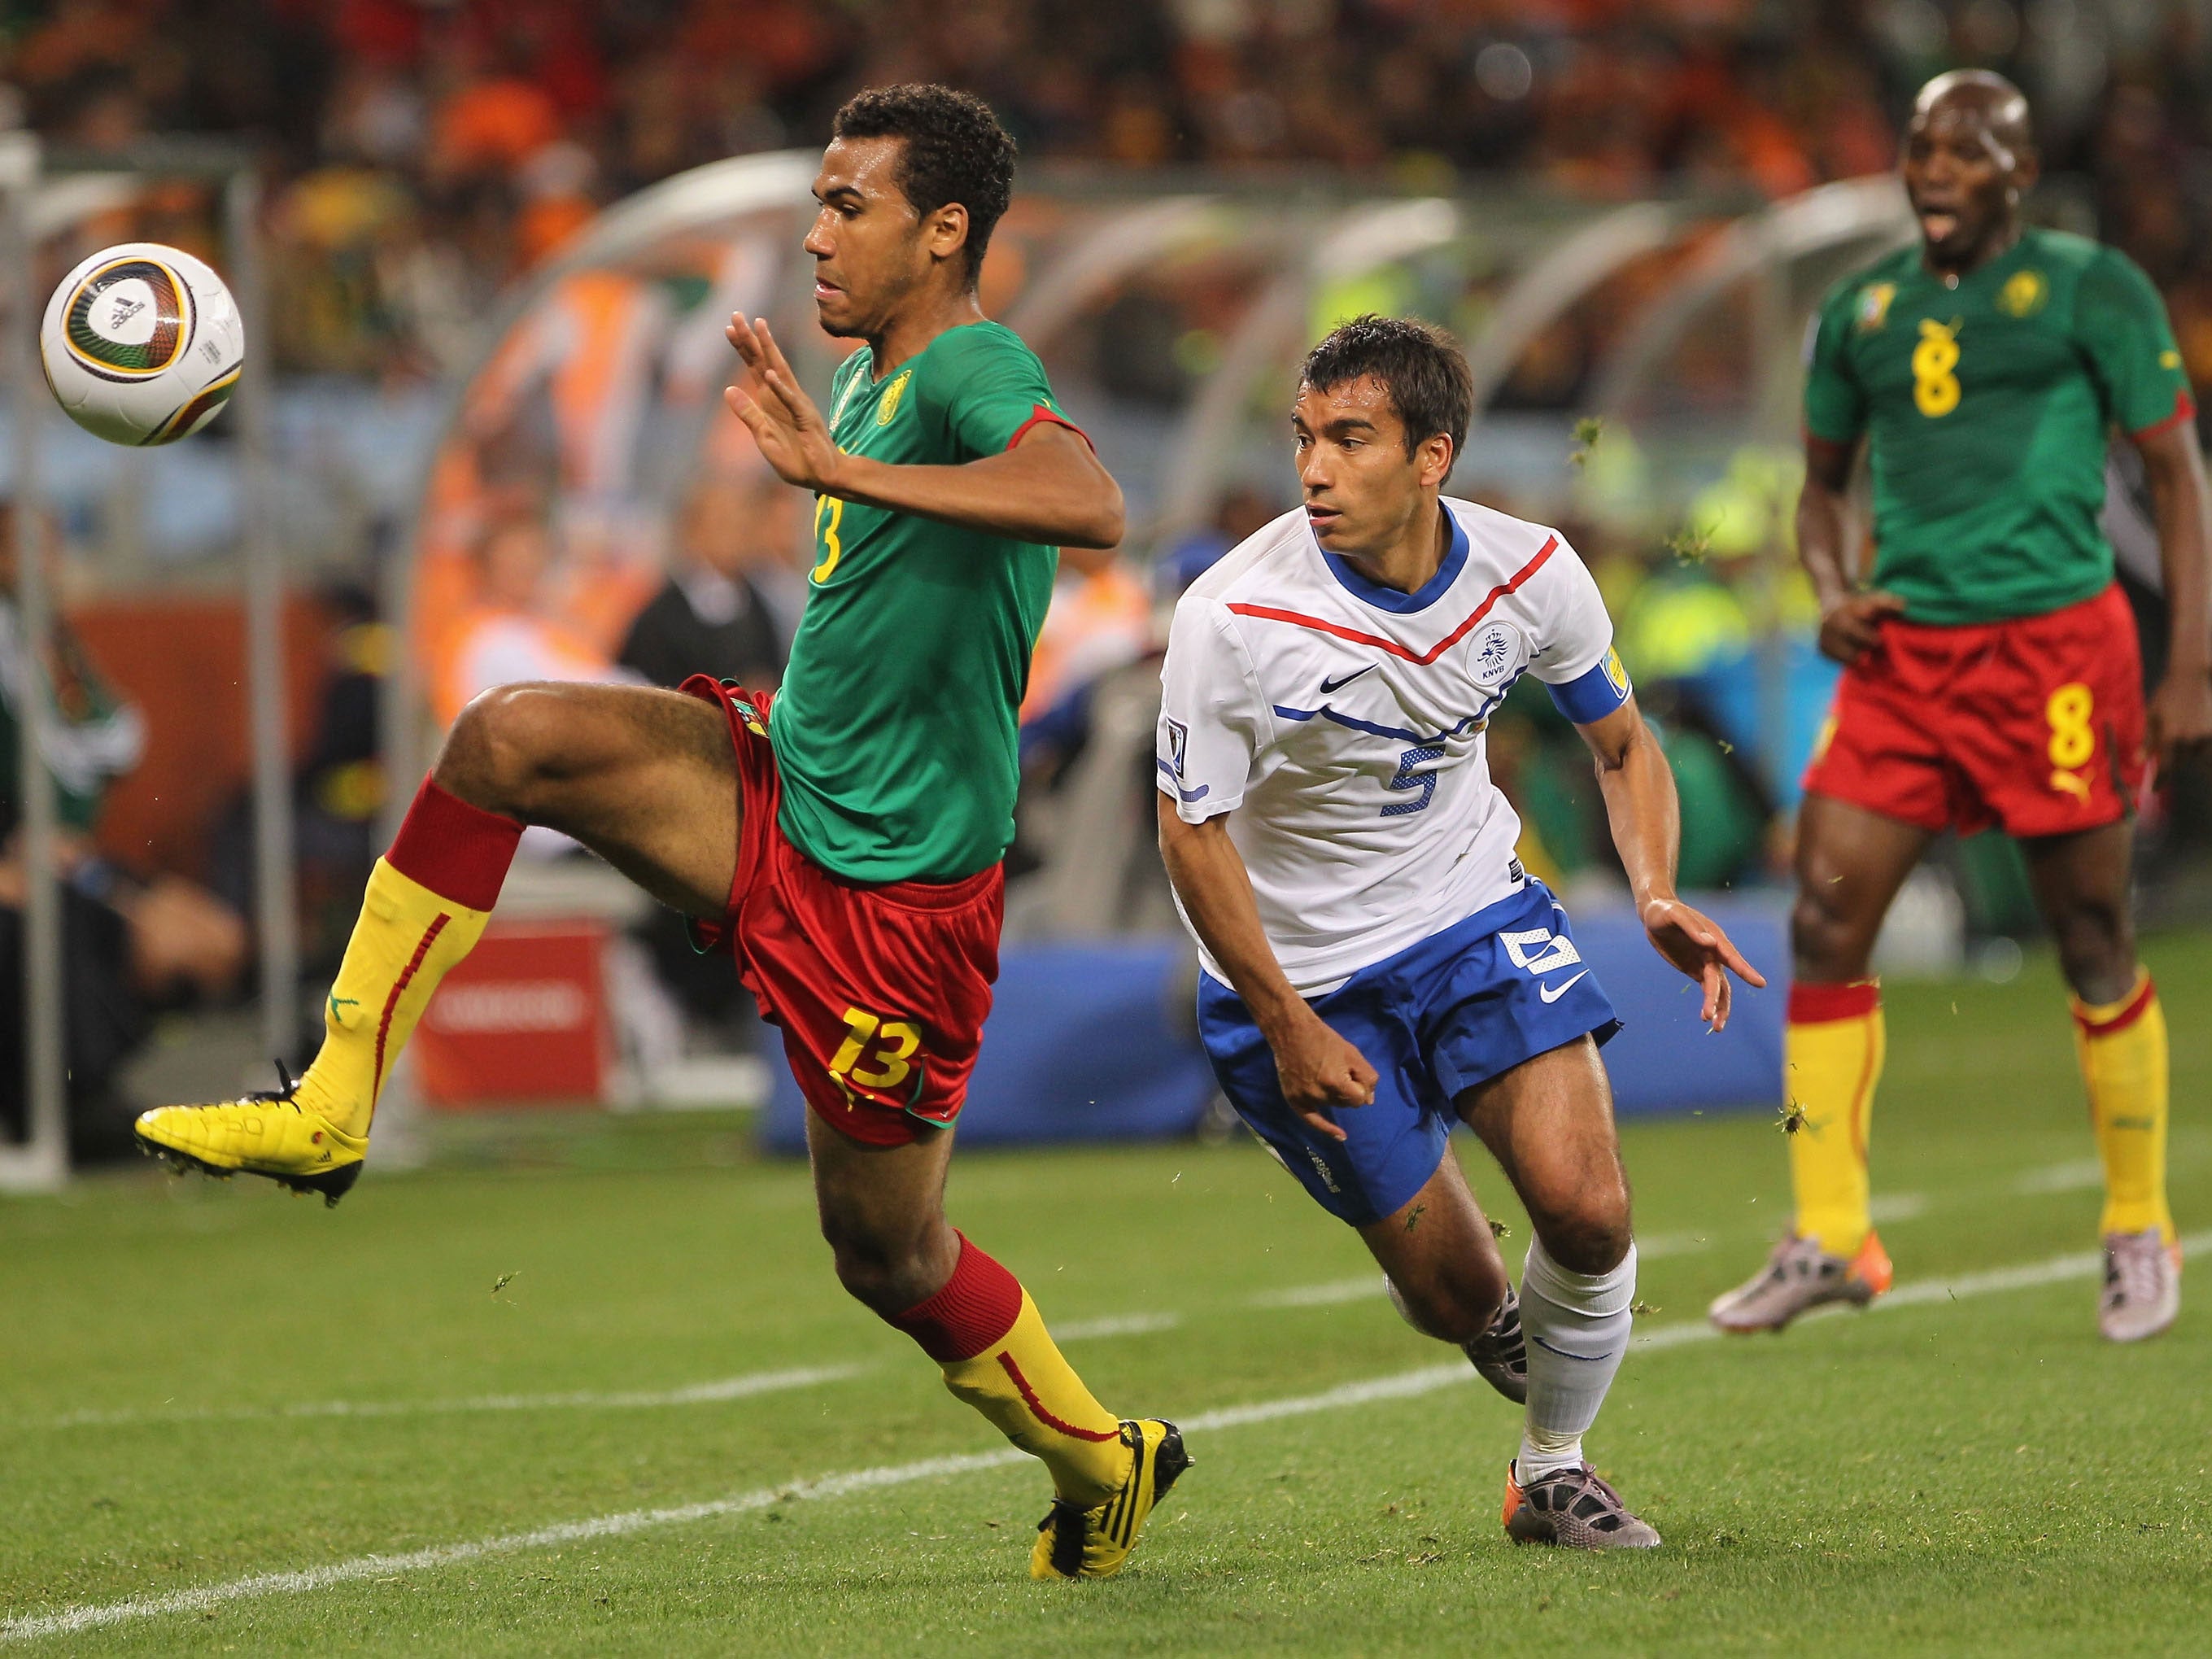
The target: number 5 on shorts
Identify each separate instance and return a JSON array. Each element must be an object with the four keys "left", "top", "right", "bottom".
[{"left": 829, "top": 1006, "right": 924, "bottom": 1098}]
